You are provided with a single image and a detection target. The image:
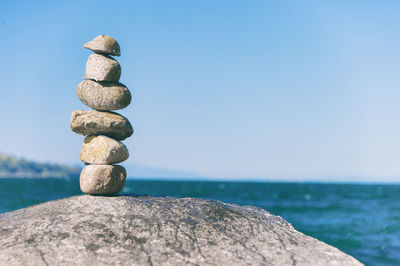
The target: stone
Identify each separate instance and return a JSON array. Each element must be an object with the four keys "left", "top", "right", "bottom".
[
  {"left": 83, "top": 34, "right": 121, "bottom": 56},
  {"left": 70, "top": 110, "right": 133, "bottom": 140},
  {"left": 0, "top": 196, "right": 362, "bottom": 266},
  {"left": 76, "top": 80, "right": 131, "bottom": 110},
  {"left": 84, "top": 54, "right": 121, "bottom": 82},
  {"left": 80, "top": 135, "right": 129, "bottom": 164},
  {"left": 80, "top": 165, "right": 126, "bottom": 194}
]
